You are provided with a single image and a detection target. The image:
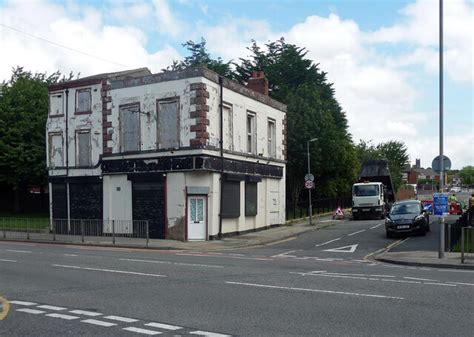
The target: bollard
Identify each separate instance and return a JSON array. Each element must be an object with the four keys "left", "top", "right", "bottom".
[
  {"left": 461, "top": 228, "right": 465, "bottom": 264},
  {"left": 26, "top": 219, "right": 30, "bottom": 240},
  {"left": 146, "top": 221, "right": 149, "bottom": 248},
  {"left": 112, "top": 220, "right": 115, "bottom": 245},
  {"left": 81, "top": 220, "right": 84, "bottom": 243},
  {"left": 53, "top": 220, "right": 56, "bottom": 241}
]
